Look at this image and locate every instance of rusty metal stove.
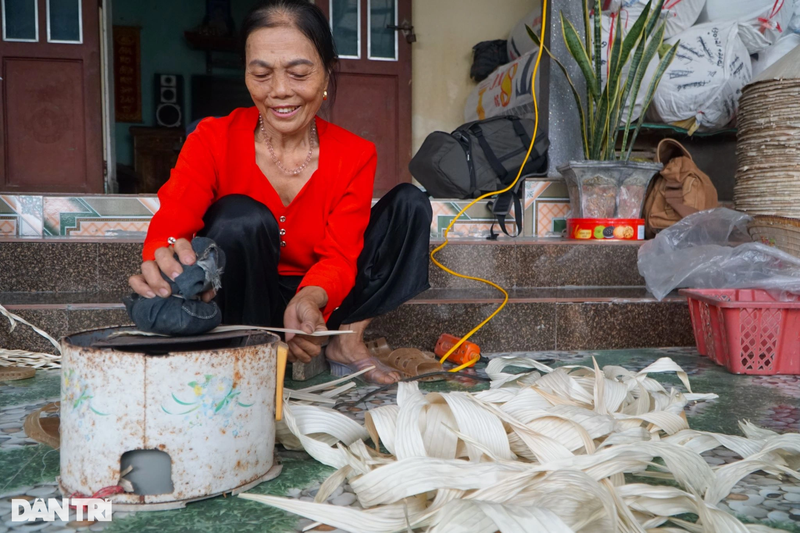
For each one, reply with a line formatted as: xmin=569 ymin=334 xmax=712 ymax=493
xmin=58 ymin=327 xmax=286 ymax=511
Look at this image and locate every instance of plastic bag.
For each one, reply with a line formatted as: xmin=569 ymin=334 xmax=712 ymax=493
xmin=638 ymin=208 xmax=800 ymax=301
xmin=618 ymin=0 xmax=705 ymax=39
xmin=698 ymin=0 xmax=792 ymax=54
xmin=651 ymin=22 xmax=751 ymax=132
xmin=507 ymin=7 xmax=543 ymax=61
xmin=752 ymin=34 xmax=800 ymax=77
xmin=471 ymin=40 xmax=509 ymax=83
xmin=464 ymin=49 xmax=540 ymax=122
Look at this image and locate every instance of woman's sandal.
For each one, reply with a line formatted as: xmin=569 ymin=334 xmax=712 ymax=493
xmin=327 ymin=338 xmax=444 ymax=383
xmin=328 ymin=353 xmax=401 ymax=383
xmin=365 ymin=338 xmax=444 ymax=381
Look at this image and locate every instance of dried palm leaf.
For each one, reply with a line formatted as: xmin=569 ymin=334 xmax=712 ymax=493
xmin=249 ymin=356 xmax=798 ymax=533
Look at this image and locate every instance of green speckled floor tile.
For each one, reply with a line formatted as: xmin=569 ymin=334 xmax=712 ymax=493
xmin=2 ymin=348 xmax=800 ymax=531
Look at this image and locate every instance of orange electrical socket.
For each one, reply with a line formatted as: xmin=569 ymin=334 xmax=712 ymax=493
xmin=434 ymin=334 xmax=481 ymax=368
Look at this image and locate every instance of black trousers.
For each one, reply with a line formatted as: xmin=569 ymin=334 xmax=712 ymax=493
xmin=198 ymin=184 xmax=432 ymax=329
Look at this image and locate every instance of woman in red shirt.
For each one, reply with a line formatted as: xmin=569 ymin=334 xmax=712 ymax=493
xmin=128 ymin=0 xmax=432 ymax=384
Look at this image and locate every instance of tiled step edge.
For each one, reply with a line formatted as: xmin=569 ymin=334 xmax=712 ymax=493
xmin=1 ymin=291 xmax=693 ymax=355
xmin=0 ymin=239 xmax=645 ymax=293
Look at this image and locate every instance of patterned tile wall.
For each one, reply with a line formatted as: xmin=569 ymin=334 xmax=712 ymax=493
xmin=0 ymin=181 xmax=573 ymax=240
xmin=42 ymin=196 xmax=159 ymax=237
xmin=0 ymin=196 xmax=43 ymax=237
xmin=0 ymin=195 xmax=159 ymax=238
xmin=429 ymin=199 xmax=520 ymax=239
xmin=523 ymin=180 xmax=571 ymax=237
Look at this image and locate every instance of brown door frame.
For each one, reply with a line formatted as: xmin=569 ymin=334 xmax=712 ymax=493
xmin=0 ymin=0 xmax=104 ymax=193
xmin=315 ymin=0 xmax=413 ymax=195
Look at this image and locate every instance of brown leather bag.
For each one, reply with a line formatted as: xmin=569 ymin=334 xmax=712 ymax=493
xmin=643 ymin=139 xmax=719 ymax=237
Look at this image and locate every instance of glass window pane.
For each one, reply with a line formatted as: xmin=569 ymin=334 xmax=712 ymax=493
xmin=49 ymin=0 xmax=81 ymax=42
xmin=370 ymin=0 xmax=396 ymax=60
xmin=3 ymin=0 xmax=37 ymax=41
xmin=331 ymin=0 xmax=359 ymax=58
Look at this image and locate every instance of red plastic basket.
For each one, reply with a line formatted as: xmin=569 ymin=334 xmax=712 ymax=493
xmin=680 ymin=289 xmax=800 ymax=375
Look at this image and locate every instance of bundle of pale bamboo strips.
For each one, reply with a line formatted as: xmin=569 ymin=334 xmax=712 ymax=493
xmin=0 ymin=304 xmax=62 ymax=370
xmin=243 ymin=356 xmax=799 ymax=532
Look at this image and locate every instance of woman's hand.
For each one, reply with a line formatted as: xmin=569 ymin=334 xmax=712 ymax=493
xmin=283 ymin=286 xmax=329 ymax=363
xmin=128 ymin=238 xmax=216 ymax=302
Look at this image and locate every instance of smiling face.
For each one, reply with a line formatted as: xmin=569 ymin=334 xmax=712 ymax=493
xmin=245 ymin=23 xmax=328 ymax=139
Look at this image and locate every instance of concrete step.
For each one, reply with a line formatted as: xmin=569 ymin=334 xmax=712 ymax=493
xmin=0 ymin=237 xmax=644 ymax=293
xmin=0 ymin=288 xmax=693 ymax=355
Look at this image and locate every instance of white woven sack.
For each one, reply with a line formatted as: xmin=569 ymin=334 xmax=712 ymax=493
xmin=464 ymin=49 xmax=541 ymax=123
xmin=790 ymin=0 xmax=800 ymax=34
xmin=698 ymin=0 xmax=792 ymax=53
xmin=507 ymin=7 xmax=543 ymax=61
xmin=752 ymin=33 xmax=800 ymax=77
xmin=651 ymin=21 xmax=752 ymax=131
xmin=617 ymin=0 xmax=705 ymax=38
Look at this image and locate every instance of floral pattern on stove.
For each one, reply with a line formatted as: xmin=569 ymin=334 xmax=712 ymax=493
xmin=62 ymin=368 xmax=108 ymax=417
xmin=161 ymin=375 xmax=253 ymax=436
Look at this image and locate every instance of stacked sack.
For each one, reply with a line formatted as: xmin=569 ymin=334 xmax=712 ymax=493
xmin=465 ymin=0 xmax=800 ymax=131
xmin=615 ymin=0 xmax=798 ymax=132
xmin=697 ymin=0 xmax=791 ymax=54
xmin=650 ymin=21 xmax=752 ymax=132
xmin=619 ymin=0 xmax=705 ymax=38
xmin=464 ymin=7 xmax=543 ymax=123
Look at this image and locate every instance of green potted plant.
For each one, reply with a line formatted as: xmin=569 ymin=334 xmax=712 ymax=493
xmin=530 ymin=0 xmax=680 ymax=237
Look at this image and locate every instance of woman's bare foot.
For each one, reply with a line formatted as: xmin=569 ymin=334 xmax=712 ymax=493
xmin=325 ymin=319 xmax=401 ymax=385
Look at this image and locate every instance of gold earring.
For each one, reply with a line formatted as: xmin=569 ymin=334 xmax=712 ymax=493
xmin=323 ymin=90 xmax=328 ymax=101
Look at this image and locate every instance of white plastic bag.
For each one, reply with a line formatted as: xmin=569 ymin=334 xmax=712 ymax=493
xmin=698 ymin=0 xmax=792 ymax=53
xmin=507 ymin=6 xmax=544 ymax=61
xmin=638 ymin=209 xmax=800 ymax=301
xmin=464 ymin=49 xmax=541 ymax=123
xmin=752 ymin=33 xmax=800 ymax=77
xmin=651 ymin=22 xmax=751 ymax=131
xmin=618 ymin=0 xmax=705 ymax=39
xmin=791 ymin=0 xmax=800 ymax=34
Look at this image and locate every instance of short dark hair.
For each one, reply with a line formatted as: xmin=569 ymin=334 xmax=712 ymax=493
xmin=241 ymin=0 xmax=338 ymax=103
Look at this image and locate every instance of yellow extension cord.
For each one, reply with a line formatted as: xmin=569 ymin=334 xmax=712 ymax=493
xmin=434 ymin=0 xmax=548 ymax=372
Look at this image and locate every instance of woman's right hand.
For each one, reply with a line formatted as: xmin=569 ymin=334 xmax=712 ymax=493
xmin=128 ymin=238 xmax=216 ymax=302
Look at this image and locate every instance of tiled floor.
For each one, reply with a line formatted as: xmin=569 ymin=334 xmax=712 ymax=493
xmin=2 ymin=347 xmax=800 ymax=532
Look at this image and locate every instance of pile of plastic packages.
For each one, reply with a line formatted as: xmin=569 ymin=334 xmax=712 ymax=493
xmin=466 ymin=0 xmax=800 ymax=133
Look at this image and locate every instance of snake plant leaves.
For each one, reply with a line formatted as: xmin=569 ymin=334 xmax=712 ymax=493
xmin=561 ymin=13 xmax=600 ymax=101
xmin=593 ymin=0 xmax=603 ymax=99
xmin=645 ymin=0 xmax=667 ymax=36
xmin=626 ymin=40 xmax=679 ymax=159
xmin=620 ymin=20 xmax=668 ymax=156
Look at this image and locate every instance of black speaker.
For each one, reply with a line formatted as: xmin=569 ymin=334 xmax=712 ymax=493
xmin=154 ymin=74 xmax=184 ymax=128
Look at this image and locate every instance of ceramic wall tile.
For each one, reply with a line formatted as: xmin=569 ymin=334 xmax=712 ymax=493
xmin=0 ymin=195 xmax=43 ymax=237
xmin=42 ymin=196 xmax=158 ymax=237
xmin=523 ymin=180 xmax=570 ymax=237
xmin=430 ymin=199 xmax=518 ymax=239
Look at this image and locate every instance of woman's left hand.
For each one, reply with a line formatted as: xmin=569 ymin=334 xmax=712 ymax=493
xmin=283 ymin=286 xmax=329 ymax=363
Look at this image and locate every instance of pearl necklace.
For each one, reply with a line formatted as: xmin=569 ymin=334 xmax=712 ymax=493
xmin=259 ymin=115 xmax=317 ymax=176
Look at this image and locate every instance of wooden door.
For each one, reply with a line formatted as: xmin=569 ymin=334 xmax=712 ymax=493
xmin=0 ymin=0 xmax=103 ymax=193
xmin=316 ymin=0 xmax=412 ymax=196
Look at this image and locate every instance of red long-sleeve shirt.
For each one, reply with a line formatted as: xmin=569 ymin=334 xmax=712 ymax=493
xmin=143 ymin=107 xmax=376 ymax=317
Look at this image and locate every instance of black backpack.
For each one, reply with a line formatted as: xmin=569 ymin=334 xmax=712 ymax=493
xmin=410 ymin=116 xmax=549 ymax=237
xmin=470 ymin=40 xmax=510 ymax=82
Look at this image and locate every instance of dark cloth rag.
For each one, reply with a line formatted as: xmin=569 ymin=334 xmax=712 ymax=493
xmin=124 ymin=237 xmax=227 ymax=336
